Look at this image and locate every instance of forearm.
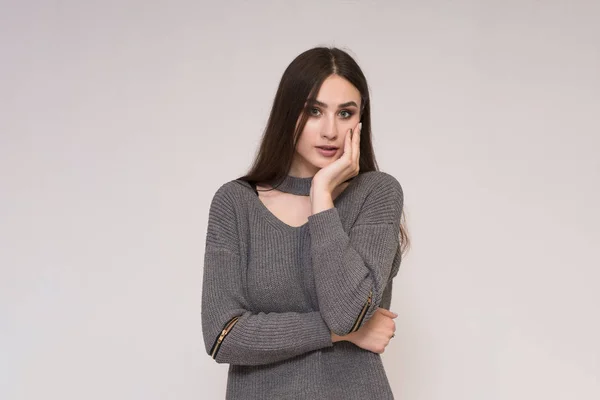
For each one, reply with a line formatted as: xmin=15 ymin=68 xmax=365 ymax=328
xmin=307 ymin=178 xmax=403 ymax=336
xmin=308 ymin=219 xmax=378 ymax=335
xmin=206 ymin=309 xmax=334 ymax=366
xmin=310 ymin=186 xmax=334 ymax=215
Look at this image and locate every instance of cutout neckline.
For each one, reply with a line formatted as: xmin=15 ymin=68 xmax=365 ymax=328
xmin=247 ymin=177 xmax=356 ymax=230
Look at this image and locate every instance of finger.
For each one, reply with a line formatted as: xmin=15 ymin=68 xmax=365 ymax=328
xmin=344 ymin=127 xmax=352 ymax=158
xmin=353 ymin=121 xmax=361 ymax=165
xmin=376 ymin=307 xmax=397 ymax=316
xmin=377 ymin=307 xmax=398 ymax=318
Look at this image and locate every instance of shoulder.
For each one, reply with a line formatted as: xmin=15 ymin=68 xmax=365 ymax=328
xmin=205 ymin=180 xmax=246 ymax=251
xmin=357 ymin=171 xmax=404 ymax=216
xmin=352 ymin=171 xmax=404 ymax=225
xmin=206 ymin=179 xmax=252 ymax=216
xmin=356 ymin=171 xmax=403 ymax=198
xmin=210 ymin=179 xmax=251 ymax=201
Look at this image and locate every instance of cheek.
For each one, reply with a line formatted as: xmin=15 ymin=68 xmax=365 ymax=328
xmin=303 ymin=118 xmax=320 ymax=130
xmin=299 ymin=123 xmax=319 ymax=145
xmin=295 ymin=127 xmax=319 ymax=157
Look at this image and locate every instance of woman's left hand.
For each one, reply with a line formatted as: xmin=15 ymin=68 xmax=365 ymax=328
xmin=311 ymin=120 xmax=361 ymax=195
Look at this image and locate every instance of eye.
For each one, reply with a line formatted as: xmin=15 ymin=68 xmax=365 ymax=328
xmin=339 ymin=110 xmax=354 ymax=119
xmin=309 ymin=107 xmax=321 ymax=117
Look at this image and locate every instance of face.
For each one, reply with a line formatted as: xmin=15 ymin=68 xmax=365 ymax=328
xmin=290 ymin=74 xmax=362 ymax=177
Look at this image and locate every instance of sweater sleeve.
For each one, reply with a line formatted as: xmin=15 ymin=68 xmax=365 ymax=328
xmin=201 ymin=184 xmax=334 ymax=366
xmin=307 ymin=173 xmax=404 ymax=335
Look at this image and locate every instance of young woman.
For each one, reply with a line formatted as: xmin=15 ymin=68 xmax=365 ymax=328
xmin=202 ymin=46 xmax=410 ymax=399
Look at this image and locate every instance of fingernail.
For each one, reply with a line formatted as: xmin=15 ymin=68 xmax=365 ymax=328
xmin=359 ymin=122 xmax=362 ymax=132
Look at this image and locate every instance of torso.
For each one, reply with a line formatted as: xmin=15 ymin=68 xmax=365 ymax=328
xmin=253 ymin=181 xmax=351 ymax=228
xmin=222 ymin=171 xmax=397 ymax=399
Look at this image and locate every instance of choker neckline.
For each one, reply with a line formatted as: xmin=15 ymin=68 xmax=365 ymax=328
xmin=272 ymin=174 xmax=314 ymax=196
xmin=265 ymin=174 xmax=357 ymax=196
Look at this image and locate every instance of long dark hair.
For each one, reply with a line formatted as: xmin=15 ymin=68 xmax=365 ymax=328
xmin=237 ymin=46 xmax=410 ymax=255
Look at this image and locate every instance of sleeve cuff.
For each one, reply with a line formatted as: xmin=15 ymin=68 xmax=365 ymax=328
xmin=307 ymin=207 xmax=346 ymax=246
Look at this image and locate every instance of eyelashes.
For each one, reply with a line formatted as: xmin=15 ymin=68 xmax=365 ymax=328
xmin=307 ymin=107 xmax=355 ymax=119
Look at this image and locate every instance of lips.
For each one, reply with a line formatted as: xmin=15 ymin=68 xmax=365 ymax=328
xmin=316 ymin=146 xmax=338 ymax=150
xmin=316 ymin=146 xmax=338 ymax=157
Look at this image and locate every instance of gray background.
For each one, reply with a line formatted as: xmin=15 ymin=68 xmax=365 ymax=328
xmin=1 ymin=0 xmax=599 ymax=399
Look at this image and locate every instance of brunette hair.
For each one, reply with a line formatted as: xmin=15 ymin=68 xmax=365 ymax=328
xmin=237 ymin=46 xmax=410 ymax=255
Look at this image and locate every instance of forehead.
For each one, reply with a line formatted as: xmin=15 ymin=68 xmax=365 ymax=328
xmin=315 ymin=75 xmax=361 ymax=103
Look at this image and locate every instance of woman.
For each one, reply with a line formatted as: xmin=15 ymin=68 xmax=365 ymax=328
xmin=202 ymin=46 xmax=410 ymax=399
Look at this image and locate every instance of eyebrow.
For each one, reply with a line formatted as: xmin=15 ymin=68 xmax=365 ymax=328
xmin=307 ymin=99 xmax=359 ymax=109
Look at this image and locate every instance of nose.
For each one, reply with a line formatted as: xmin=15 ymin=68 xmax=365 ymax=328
xmin=320 ymin=114 xmax=339 ymax=140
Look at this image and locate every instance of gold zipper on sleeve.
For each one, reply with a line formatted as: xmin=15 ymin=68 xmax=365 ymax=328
xmin=210 ymin=316 xmax=240 ymax=359
xmin=350 ymin=289 xmax=372 ymax=333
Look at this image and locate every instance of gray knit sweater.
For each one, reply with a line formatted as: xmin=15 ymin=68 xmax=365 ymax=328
xmin=201 ymin=170 xmax=404 ymax=399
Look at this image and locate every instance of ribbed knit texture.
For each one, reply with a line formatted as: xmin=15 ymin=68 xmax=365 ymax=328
xmin=201 ymin=170 xmax=404 ymax=399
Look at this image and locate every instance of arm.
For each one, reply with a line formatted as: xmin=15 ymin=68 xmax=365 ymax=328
xmin=201 ymin=184 xmax=334 ymax=366
xmin=307 ymin=173 xmax=404 ymax=335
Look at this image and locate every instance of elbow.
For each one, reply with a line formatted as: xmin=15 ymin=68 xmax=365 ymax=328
xmin=323 ymin=309 xmax=359 ymax=336
xmin=205 ymin=343 xmax=229 ymax=364
xmin=211 ymin=354 xmax=229 ymax=365
xmin=324 ymin=289 xmax=373 ymax=336
xmin=206 ymin=315 xmax=241 ymax=362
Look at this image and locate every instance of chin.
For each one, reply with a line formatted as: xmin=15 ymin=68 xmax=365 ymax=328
xmin=297 ymin=152 xmax=337 ymax=172
xmin=312 ymin=159 xmax=334 ymax=168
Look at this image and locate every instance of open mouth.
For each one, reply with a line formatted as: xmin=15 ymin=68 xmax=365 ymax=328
xmin=316 ymin=146 xmax=338 ymax=157
xmin=316 ymin=146 xmax=338 ymax=150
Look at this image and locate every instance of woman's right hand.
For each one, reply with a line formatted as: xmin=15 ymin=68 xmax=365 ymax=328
xmin=332 ymin=307 xmax=398 ymax=353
